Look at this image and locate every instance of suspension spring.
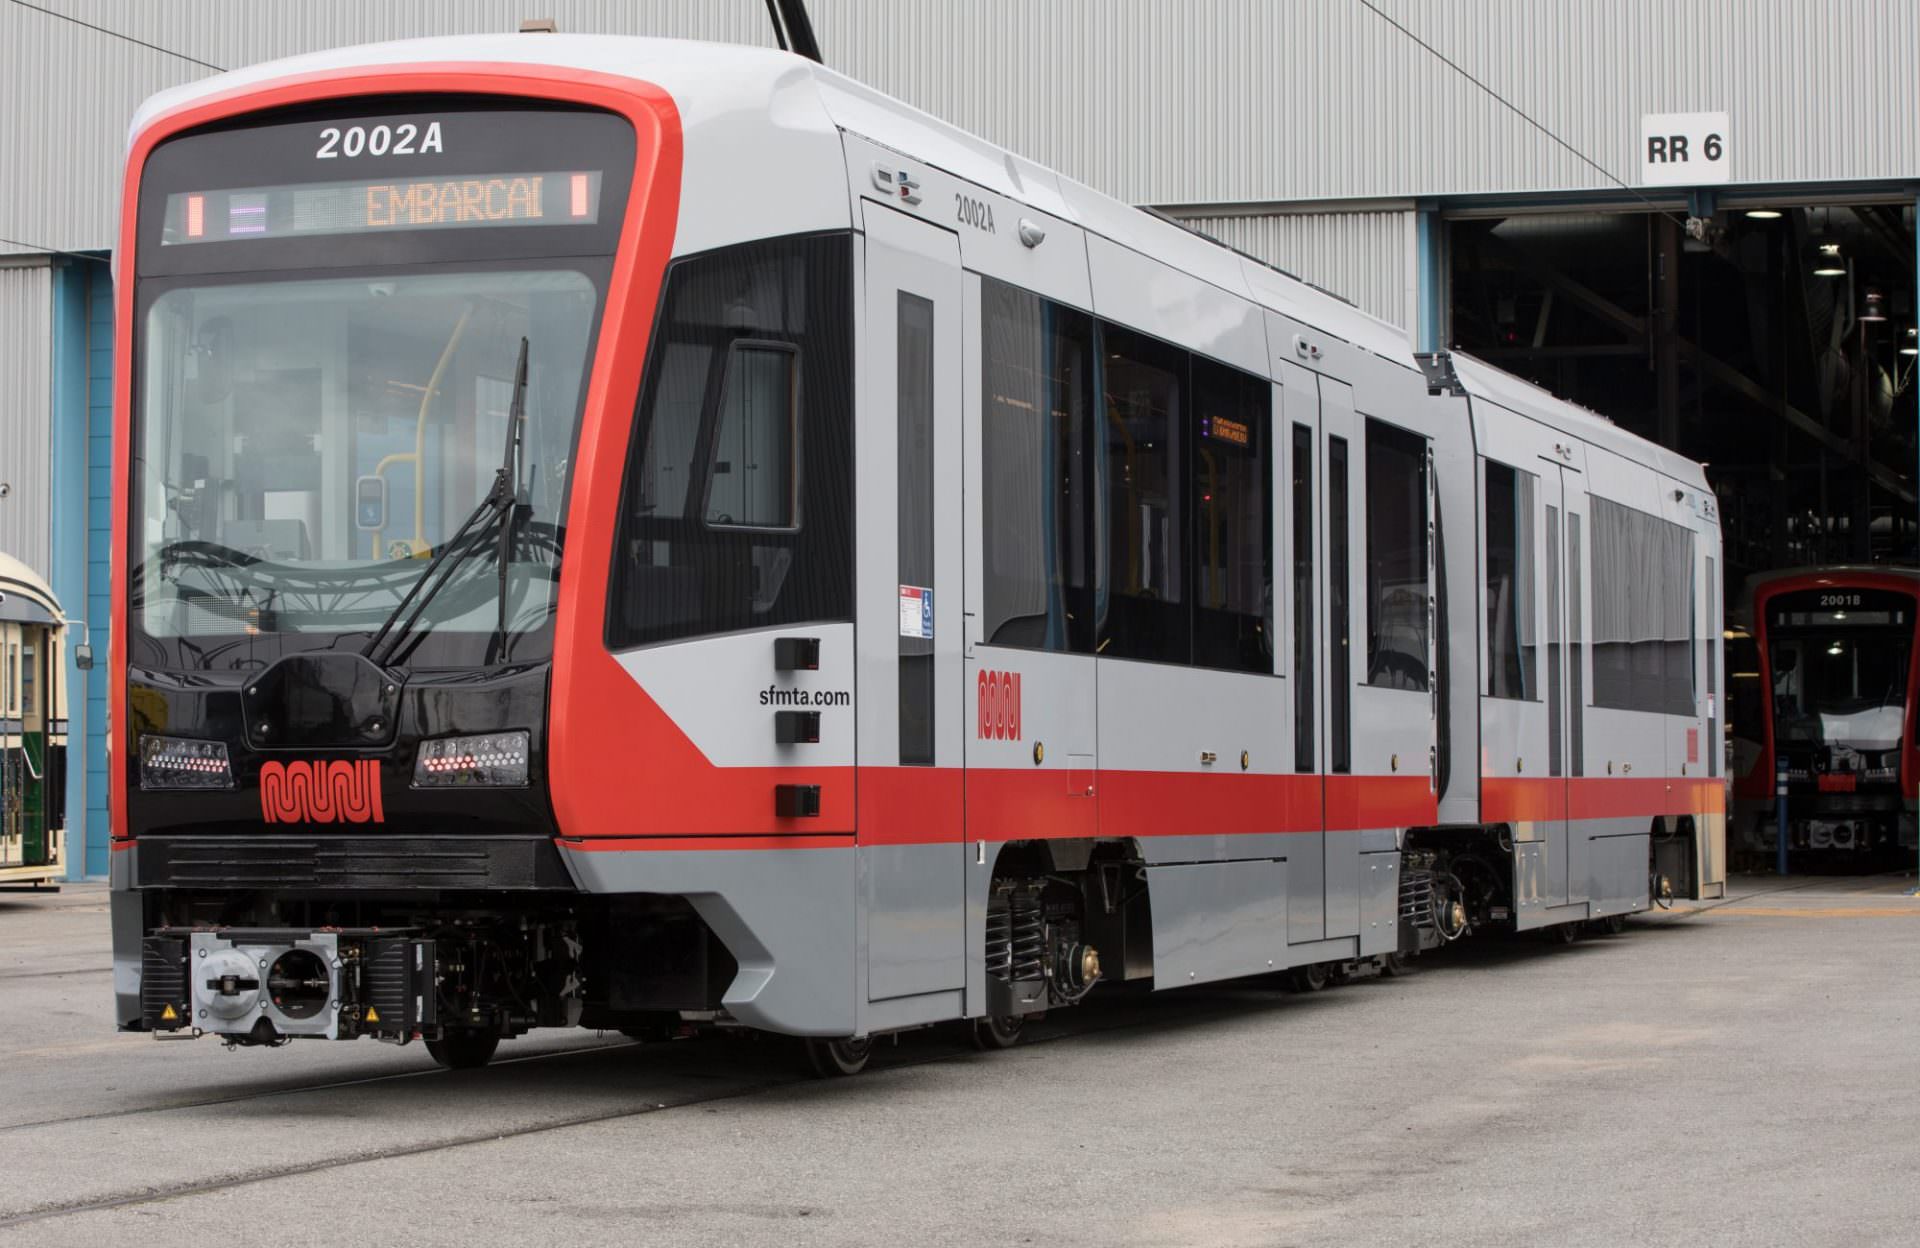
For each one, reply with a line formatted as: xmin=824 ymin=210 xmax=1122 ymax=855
xmin=1399 ymin=868 xmax=1437 ymax=933
xmin=985 ymin=896 xmax=1013 ymax=982
xmin=1009 ymin=892 xmax=1046 ymax=982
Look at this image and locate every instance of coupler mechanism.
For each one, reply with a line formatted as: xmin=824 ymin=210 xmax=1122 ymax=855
xmin=142 ymin=927 xmax=436 ymax=1045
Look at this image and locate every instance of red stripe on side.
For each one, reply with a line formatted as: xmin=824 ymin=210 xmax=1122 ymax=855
xmin=1482 ymin=776 xmax=1727 ymax=823
xmin=859 ymin=767 xmax=964 ymax=846
xmin=1326 ymin=773 xmax=1440 ymax=830
xmin=564 ymin=835 xmax=852 ymax=853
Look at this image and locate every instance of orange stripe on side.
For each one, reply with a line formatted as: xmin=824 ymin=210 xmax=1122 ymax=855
xmin=564 ymin=835 xmax=852 ymax=852
xmin=1326 ymin=773 xmax=1439 ymax=830
xmin=1482 ymin=775 xmax=1727 ymax=823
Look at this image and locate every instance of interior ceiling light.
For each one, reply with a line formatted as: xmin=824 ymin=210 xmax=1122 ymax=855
xmin=1902 ymin=327 xmax=1918 ymax=356
xmin=1745 ymin=208 xmax=1782 ymax=219
xmin=1861 ymin=289 xmax=1888 ymax=321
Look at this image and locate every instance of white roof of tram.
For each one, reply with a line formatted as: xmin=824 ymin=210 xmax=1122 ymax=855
xmin=0 ymin=551 xmax=62 ymax=626
xmin=128 ymin=36 xmax=1414 ymax=355
xmin=131 ymin=34 xmax=1701 ymax=488
xmin=1449 ymin=351 xmax=1709 ymax=489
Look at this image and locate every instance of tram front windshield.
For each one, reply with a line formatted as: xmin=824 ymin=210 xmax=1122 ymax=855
xmin=1768 ymin=597 xmax=1912 ymax=755
xmin=136 ymin=269 xmax=598 ymax=665
xmin=129 ymin=101 xmax=635 ymax=670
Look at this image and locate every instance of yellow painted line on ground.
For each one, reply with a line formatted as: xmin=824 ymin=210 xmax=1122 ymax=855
xmin=1714 ymin=905 xmax=1920 ymax=918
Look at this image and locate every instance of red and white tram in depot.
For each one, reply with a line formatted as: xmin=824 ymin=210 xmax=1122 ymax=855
xmin=1727 ymin=567 xmax=1920 ymax=866
xmin=110 ymin=34 xmax=1725 ymax=1073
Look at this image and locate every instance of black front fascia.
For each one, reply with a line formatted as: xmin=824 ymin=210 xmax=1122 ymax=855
xmin=125 ymin=660 xmax=556 ymax=842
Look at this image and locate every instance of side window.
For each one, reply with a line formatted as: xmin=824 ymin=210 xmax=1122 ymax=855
xmin=1483 ymin=459 xmax=1536 ymax=699
xmin=1590 ymin=495 xmax=1694 ymax=714
xmin=898 ymin=293 xmax=936 ymax=766
xmin=703 ymin=343 xmax=798 ymax=530
xmin=1099 ymin=326 xmax=1188 ymax=663
xmin=1363 ymin=418 xmax=1429 ymax=691
xmin=1191 ymin=360 xmax=1274 ymax=674
xmin=980 ymin=280 xmax=1096 ymax=652
xmin=1292 ymin=424 xmax=1315 ymax=771
xmin=606 ymin=233 xmax=853 ymax=649
xmin=19 ymin=644 xmax=33 ymax=716
xmin=1328 ymin=435 xmax=1351 ymax=773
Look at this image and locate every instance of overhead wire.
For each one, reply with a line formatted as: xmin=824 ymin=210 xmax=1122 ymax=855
xmin=1353 ymin=0 xmax=1690 ymax=228
xmin=6 ymin=0 xmax=225 ymax=72
xmin=3 ymin=2 xmax=225 ymax=259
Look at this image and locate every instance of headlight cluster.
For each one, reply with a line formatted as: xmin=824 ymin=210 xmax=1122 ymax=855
xmin=140 ymin=735 xmax=234 ymax=790
xmin=412 ymin=731 xmax=531 ymax=789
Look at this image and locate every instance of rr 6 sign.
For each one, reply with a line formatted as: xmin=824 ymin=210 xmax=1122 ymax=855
xmin=1640 ymin=111 xmax=1729 ymax=186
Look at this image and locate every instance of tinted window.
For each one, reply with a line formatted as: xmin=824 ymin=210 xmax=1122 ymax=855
xmin=1293 ymin=424 xmax=1315 ymax=772
xmin=898 ymin=293 xmax=935 ymax=766
xmin=606 ymin=233 xmax=853 ymax=649
xmin=981 ymin=281 xmax=1095 ymax=652
xmin=1100 ymin=327 xmax=1187 ymax=663
xmin=1329 ymin=435 xmax=1351 ymax=774
xmin=1590 ymin=496 xmax=1694 ymax=714
xmin=1364 ymin=419 xmax=1429 ymax=691
xmin=1484 ymin=459 xmax=1536 ymax=699
xmin=704 ymin=344 xmax=797 ymax=530
xmin=1192 ymin=361 xmax=1273 ymax=673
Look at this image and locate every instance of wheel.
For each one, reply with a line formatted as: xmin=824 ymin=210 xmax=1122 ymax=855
xmin=1547 ymin=922 xmax=1580 ymax=945
xmin=969 ymin=1014 xmax=1026 ymax=1051
xmin=803 ymin=1035 xmax=873 ymax=1077
xmin=426 ymin=1030 xmax=500 ymax=1070
xmin=1603 ymin=913 xmax=1627 ymax=936
xmin=1378 ymin=951 xmax=1411 ymax=977
xmin=1288 ymin=963 xmax=1329 ymax=992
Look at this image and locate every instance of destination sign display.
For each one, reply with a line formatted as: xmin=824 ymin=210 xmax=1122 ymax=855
xmin=1201 ymin=413 xmax=1252 ymax=447
xmin=161 ymin=170 xmax=602 ymax=245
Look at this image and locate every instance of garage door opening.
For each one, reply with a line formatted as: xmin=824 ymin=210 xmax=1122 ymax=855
xmin=1448 ymin=202 xmax=1917 ymax=586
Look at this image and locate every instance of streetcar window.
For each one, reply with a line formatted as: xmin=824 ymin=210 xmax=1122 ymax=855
xmin=980 ymin=280 xmax=1095 ymax=653
xmin=898 ymin=292 xmax=936 ymax=767
xmin=18 ymin=645 xmax=32 ymax=716
xmin=1569 ymin=512 xmax=1585 ymax=774
xmin=1099 ymin=326 xmax=1188 ymax=664
xmin=1364 ymin=419 xmax=1429 ymax=691
xmin=703 ymin=343 xmax=798 ymax=531
xmin=1590 ymin=496 xmax=1694 ymax=715
xmin=607 ymin=233 xmax=853 ymax=649
xmin=1293 ymin=424 xmax=1315 ymax=772
xmin=1329 ymin=435 xmax=1351 ymax=772
xmin=1191 ymin=358 xmax=1273 ymax=674
xmin=1484 ymin=459 xmax=1536 ymax=700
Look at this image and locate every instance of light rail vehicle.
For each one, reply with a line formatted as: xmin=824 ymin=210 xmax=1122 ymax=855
xmin=109 ymin=32 xmax=1726 ymax=1073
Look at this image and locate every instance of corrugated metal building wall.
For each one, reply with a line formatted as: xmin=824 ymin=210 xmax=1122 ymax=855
xmin=1 ymin=0 xmax=1915 ymax=875
xmin=5 ymin=0 xmax=1917 ymax=258
xmin=1179 ymin=208 xmax=1420 ymax=331
xmin=0 ymin=260 xmax=52 ymax=577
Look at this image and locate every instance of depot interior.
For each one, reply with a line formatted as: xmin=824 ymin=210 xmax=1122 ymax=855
xmin=1448 ymin=200 xmax=1918 ymax=587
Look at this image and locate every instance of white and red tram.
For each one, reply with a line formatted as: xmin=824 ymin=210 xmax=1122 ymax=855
xmin=110 ymin=34 xmax=1724 ymax=1072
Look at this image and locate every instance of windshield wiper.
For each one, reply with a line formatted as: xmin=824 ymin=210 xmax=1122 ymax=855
xmin=362 ymin=338 xmax=530 ymax=666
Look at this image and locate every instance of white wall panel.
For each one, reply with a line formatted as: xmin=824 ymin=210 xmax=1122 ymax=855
xmin=0 ymin=262 xmax=53 ymax=576
xmin=3 ymin=1 xmax=1916 ymax=259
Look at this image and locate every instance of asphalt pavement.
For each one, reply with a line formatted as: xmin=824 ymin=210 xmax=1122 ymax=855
xmin=0 ymin=873 xmax=1914 ymax=1246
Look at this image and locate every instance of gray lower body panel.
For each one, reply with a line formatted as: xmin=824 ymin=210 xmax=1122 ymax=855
xmin=560 ymin=843 xmax=857 ymax=1037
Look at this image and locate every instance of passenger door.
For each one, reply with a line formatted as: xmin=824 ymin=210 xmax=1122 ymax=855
xmin=1551 ymin=466 xmax=1587 ymax=906
xmin=856 ymin=204 xmax=966 ymax=1004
